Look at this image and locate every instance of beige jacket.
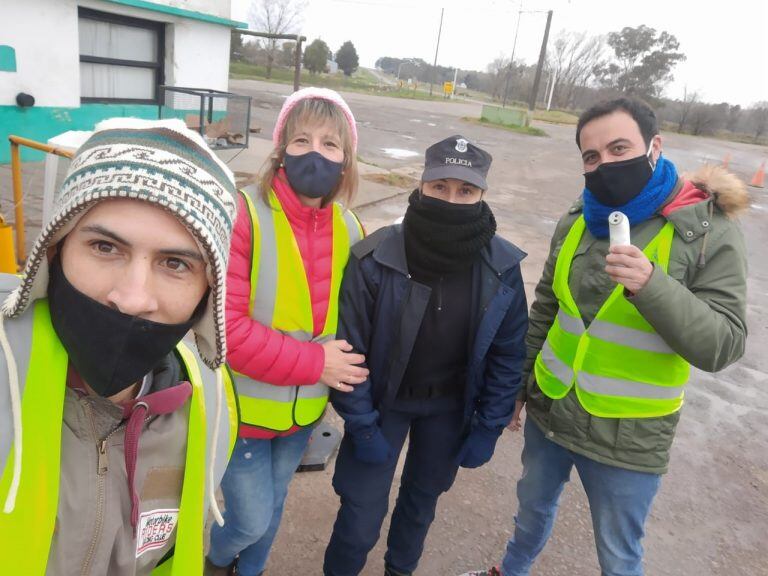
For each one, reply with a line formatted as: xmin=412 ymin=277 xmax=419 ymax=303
xmin=47 ymin=358 xmax=189 ymax=576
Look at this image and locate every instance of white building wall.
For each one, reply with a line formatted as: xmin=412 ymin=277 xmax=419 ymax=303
xmin=166 ymin=19 xmax=231 ymax=91
xmin=162 ymin=0 xmax=231 ymax=20
xmin=0 ymin=0 xmax=81 ymax=107
xmin=1 ymin=0 xmax=234 ymax=107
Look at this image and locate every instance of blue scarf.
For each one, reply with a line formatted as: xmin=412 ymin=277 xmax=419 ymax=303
xmin=582 ymin=155 xmax=678 ymax=238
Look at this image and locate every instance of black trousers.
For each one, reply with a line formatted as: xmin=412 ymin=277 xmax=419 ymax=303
xmin=324 ymin=396 xmax=466 ymax=576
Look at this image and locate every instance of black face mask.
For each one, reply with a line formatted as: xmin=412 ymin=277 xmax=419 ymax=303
xmin=47 ymin=256 xmax=197 ymax=398
xmin=417 ymin=194 xmax=484 ymax=222
xmin=283 ymin=151 xmax=343 ymax=199
xmin=403 ymin=190 xmax=496 ymax=276
xmin=584 ymin=145 xmax=655 ymax=207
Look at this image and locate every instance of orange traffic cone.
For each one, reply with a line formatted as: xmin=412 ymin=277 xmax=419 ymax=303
xmin=750 ymin=161 xmax=765 ymax=188
xmin=722 ymin=153 xmax=731 ymax=169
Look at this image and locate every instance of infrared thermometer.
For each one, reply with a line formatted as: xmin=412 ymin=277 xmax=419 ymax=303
xmin=608 ymin=211 xmax=631 ymax=248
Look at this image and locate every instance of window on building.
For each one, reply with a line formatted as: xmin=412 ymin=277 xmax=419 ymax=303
xmin=78 ymin=8 xmax=164 ymax=103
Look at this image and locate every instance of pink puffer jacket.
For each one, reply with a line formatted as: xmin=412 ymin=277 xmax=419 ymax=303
xmin=226 ymin=171 xmax=333 ymax=438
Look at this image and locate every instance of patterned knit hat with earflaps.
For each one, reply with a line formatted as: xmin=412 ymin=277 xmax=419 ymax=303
xmin=1 ymin=117 xmax=238 ymax=368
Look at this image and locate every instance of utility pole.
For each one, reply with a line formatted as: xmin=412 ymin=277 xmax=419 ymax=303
xmin=528 ymin=9 xmax=553 ymax=112
xmin=428 ymin=7 xmax=445 ymax=97
xmin=502 ymin=2 xmax=523 ymax=108
xmin=546 ymin=66 xmax=558 ymax=110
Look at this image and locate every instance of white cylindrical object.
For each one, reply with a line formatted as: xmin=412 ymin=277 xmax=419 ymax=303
xmin=608 ymin=211 xmax=631 ymax=247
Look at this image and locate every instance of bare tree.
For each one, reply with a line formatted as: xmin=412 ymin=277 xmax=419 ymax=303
xmin=248 ymin=0 xmax=306 ymax=78
xmin=486 ymin=56 xmax=511 ymax=101
xmin=749 ymin=102 xmax=768 ymax=143
xmin=688 ymin=103 xmax=723 ymax=136
xmin=547 ymin=31 xmax=605 ymax=109
xmin=725 ymin=104 xmax=742 ymax=133
xmin=677 ymin=87 xmax=700 ymax=133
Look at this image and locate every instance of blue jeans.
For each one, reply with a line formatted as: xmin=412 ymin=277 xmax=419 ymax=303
xmin=324 ymin=397 xmax=466 ymax=576
xmin=207 ymin=426 xmax=313 ymax=576
xmin=501 ymin=419 xmax=661 ymax=576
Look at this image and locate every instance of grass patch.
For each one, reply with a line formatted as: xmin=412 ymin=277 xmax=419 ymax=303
xmin=462 ymin=116 xmax=547 ymax=137
xmin=378 ymin=87 xmax=454 ymax=101
xmin=533 ymin=109 xmax=579 ymax=125
xmin=230 ymin=62 xmax=453 ymax=102
xmin=362 ymin=172 xmax=419 ymax=189
xmin=658 ymin=121 xmax=768 ymax=147
xmin=230 ymin=61 xmax=380 ymax=90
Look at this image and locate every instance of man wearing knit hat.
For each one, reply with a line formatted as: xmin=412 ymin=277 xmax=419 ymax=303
xmin=0 ymin=118 xmax=239 ymax=576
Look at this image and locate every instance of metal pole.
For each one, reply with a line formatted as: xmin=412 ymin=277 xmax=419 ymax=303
xmin=8 ymin=135 xmax=75 ymax=264
xmin=10 ymin=142 xmax=24 ymax=264
xmin=528 ymin=9 xmax=553 ymax=111
xmin=547 ymin=66 xmax=558 ymax=111
xmin=429 ymin=7 xmax=445 ymax=97
xmin=452 ymin=66 xmax=458 ymax=98
xmin=293 ymin=34 xmax=303 ymax=91
xmin=502 ymin=2 xmax=523 ymax=108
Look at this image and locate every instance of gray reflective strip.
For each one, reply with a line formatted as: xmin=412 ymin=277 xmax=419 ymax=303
xmin=540 ymin=340 xmax=574 ymax=389
xmin=578 ymin=372 xmax=685 ymax=400
xmin=342 ymin=209 xmax=362 ymax=245
xmin=249 ymin=189 xmax=279 ymax=323
xmin=235 ymin=376 xmax=294 ymax=402
xmin=235 ymin=333 xmax=333 ymax=402
xmin=557 ymin=309 xmax=585 ymax=336
xmin=297 ymin=382 xmax=329 ymax=401
xmin=0 ymin=308 xmax=33 ymax=480
xmin=235 ymin=376 xmax=329 ymax=400
xmin=179 ymin=339 xmax=232 ymax=510
xmin=589 ymin=320 xmax=675 ymax=354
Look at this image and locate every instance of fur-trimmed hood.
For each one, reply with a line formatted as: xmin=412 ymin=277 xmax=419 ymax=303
xmin=685 ymin=164 xmax=751 ymax=218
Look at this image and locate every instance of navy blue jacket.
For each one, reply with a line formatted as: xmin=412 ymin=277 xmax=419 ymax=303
xmin=331 ymin=224 xmax=529 ymax=436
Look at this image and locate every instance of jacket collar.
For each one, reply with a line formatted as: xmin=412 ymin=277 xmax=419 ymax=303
xmin=272 ymin=169 xmax=333 ymax=230
xmin=372 ymin=224 xmax=525 ymax=277
xmin=372 ymin=224 xmax=409 ymax=275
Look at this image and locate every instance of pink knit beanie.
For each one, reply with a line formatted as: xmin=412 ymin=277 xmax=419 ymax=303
xmin=272 ymin=87 xmax=358 ymax=152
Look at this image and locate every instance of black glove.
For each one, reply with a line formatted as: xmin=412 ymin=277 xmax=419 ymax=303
xmin=351 ymin=426 xmax=393 ymax=464
xmin=455 ymin=423 xmax=502 ymax=469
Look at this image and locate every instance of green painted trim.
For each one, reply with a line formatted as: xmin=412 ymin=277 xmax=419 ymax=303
xmin=0 ymin=46 xmax=16 ymax=72
xmin=0 ymin=104 xmax=227 ymax=163
xmin=100 ymin=0 xmax=248 ymax=28
xmin=0 ymin=103 xmax=158 ymax=163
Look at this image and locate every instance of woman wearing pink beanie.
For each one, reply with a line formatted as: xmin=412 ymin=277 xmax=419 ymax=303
xmin=206 ymin=88 xmax=366 ymax=576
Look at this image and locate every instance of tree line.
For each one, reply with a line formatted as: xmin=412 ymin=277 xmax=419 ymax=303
xmin=233 ymin=35 xmax=360 ymax=77
xmin=378 ymin=24 xmax=767 ymax=144
xmin=233 ymin=0 xmax=359 ymax=77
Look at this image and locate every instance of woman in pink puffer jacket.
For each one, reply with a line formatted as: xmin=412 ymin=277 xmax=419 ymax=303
xmin=206 ymin=88 xmax=366 ymax=576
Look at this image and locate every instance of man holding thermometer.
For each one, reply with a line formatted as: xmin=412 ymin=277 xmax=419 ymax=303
xmin=463 ymin=97 xmax=749 ymax=576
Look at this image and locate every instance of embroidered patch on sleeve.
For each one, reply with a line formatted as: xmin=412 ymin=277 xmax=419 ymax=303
xmin=136 ymin=508 xmax=179 ymax=558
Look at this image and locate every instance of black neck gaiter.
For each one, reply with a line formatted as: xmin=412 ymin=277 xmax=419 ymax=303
xmin=403 ymin=189 xmax=497 ymax=277
xmin=47 ymin=256 xmax=197 ymax=398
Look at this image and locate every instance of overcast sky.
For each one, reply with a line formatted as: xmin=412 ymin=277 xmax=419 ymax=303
xmin=231 ymin=0 xmax=768 ymax=107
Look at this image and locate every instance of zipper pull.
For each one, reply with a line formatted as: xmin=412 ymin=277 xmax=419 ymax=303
xmin=97 ymin=440 xmax=108 ymax=475
xmin=313 ymin=211 xmax=318 ymax=232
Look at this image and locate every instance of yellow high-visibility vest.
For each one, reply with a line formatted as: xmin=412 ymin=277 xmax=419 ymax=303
xmin=534 ymin=216 xmax=690 ymax=418
xmin=235 ymin=186 xmax=363 ymax=432
xmin=0 ymin=299 xmax=238 ymax=575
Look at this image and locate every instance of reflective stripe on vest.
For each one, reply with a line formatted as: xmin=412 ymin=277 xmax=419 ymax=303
xmin=534 ymin=216 xmax=690 ymax=419
xmin=0 ymin=301 xmax=237 ymax=575
xmin=236 ymin=186 xmax=362 ymax=432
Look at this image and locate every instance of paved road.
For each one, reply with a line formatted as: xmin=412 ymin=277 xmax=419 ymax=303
xmin=229 ymin=79 xmax=768 ymax=576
